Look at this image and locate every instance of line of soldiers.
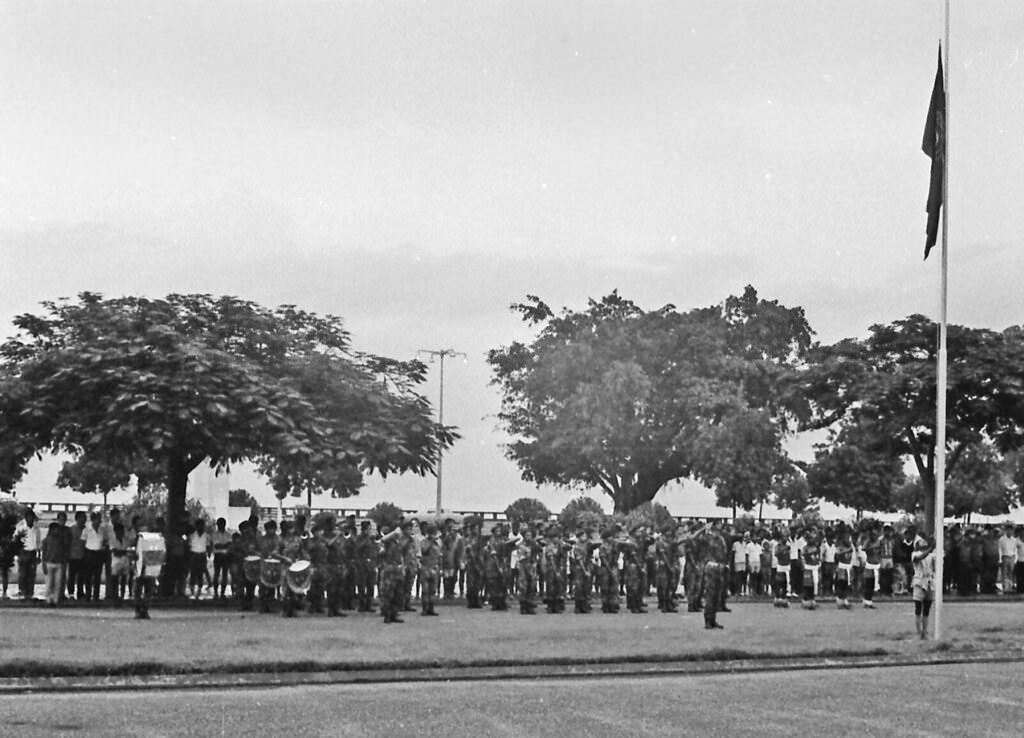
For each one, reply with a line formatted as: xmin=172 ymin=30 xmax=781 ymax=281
xmin=229 ymin=512 xmax=733 ymax=630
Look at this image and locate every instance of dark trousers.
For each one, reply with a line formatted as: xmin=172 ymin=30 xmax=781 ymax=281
xmin=83 ymin=549 xmax=105 ymax=600
xmin=134 ymin=576 xmax=154 ymax=616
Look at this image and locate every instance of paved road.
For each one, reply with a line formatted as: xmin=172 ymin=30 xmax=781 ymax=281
xmin=1 ymin=662 xmax=1015 ymax=737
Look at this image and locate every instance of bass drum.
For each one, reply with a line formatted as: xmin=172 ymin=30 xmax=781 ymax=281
xmin=260 ymin=557 xmax=285 ymax=589
xmin=287 ymin=560 xmax=313 ymax=596
xmin=243 ymin=555 xmax=262 ymax=585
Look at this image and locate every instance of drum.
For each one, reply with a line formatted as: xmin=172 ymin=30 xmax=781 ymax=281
xmin=260 ymin=557 xmax=284 ymax=588
xmin=243 ymin=555 xmax=263 ymax=585
xmin=287 ymin=560 xmax=312 ymax=595
xmin=136 ymin=532 xmax=166 ymax=578
xmin=802 ymin=568 xmax=815 ymax=588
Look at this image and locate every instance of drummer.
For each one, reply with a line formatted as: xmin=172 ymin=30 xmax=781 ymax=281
xmin=237 ymin=520 xmax=260 ymax=611
xmin=257 ymin=520 xmax=282 ymax=613
xmin=133 ymin=521 xmax=165 ymax=620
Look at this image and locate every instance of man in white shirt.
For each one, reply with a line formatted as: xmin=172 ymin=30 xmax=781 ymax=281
xmin=81 ymin=512 xmax=107 ymax=601
xmin=997 ymin=525 xmax=1017 ymax=594
xmin=15 ymin=508 xmax=43 ymax=600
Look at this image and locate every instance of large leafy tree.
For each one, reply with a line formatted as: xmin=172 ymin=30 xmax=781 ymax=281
xmin=803 ymin=315 xmax=1024 ymax=529
xmin=488 ymin=287 xmax=812 ymax=513
xmin=0 ymin=293 xmax=454 ymax=537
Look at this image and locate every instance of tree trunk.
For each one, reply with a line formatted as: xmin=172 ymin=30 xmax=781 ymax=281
xmin=166 ymin=452 xmax=190 ymax=540
xmin=612 ymin=473 xmax=663 ymax=514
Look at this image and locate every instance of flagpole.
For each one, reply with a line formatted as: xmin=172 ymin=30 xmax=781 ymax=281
xmin=933 ymin=1 xmax=950 ymax=642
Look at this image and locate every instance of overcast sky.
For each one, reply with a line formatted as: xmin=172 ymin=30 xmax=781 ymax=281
xmin=3 ymin=1 xmax=1022 ymax=517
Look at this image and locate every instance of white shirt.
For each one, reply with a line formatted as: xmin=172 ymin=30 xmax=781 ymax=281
xmin=189 ymin=531 xmax=210 ymax=555
xmin=82 ymin=524 xmax=106 ymax=552
xmin=15 ymin=520 xmax=42 ymax=552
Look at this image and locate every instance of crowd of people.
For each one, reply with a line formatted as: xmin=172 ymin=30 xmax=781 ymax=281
xmin=1 ymin=506 xmax=1019 ymax=635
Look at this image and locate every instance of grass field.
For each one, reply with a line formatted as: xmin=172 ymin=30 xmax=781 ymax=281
xmin=2 ymin=597 xmax=1023 ymax=678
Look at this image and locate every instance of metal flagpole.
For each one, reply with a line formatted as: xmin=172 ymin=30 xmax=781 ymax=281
xmin=933 ymin=0 xmax=950 ymax=642
xmin=418 ymin=348 xmax=466 ymax=518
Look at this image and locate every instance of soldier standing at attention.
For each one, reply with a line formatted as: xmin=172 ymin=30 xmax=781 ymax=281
xmin=354 ymin=521 xmax=377 ymax=613
xmin=516 ymin=526 xmax=541 ymax=615
xmin=833 ymin=526 xmax=855 ymax=610
xmin=257 ymin=520 xmax=282 ymax=614
xmin=800 ymin=527 xmax=821 ymax=610
xmin=419 ymin=523 xmax=442 ymax=616
xmin=655 ymin=528 xmax=680 ymax=613
xmin=623 ymin=528 xmax=646 ymax=614
xmin=701 ymin=523 xmax=729 ymax=629
xmin=463 ymin=521 xmax=485 ymax=609
xmin=570 ymin=527 xmax=597 ymax=614
xmin=597 ymin=528 xmax=622 ymax=614
xmin=322 ymin=516 xmax=347 ymax=617
xmin=540 ymin=525 xmax=568 ymax=613
xmin=402 ymin=519 xmax=421 ymax=612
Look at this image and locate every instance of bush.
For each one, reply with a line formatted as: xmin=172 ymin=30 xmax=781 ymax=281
xmin=558 ymin=497 xmax=607 ymax=530
xmin=615 ymin=502 xmax=676 ymax=534
xmin=504 ymin=498 xmax=552 ymax=526
xmin=365 ymin=501 xmax=404 ymax=531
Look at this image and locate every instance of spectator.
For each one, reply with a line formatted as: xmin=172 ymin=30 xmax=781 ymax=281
xmin=15 ymin=508 xmax=43 ymax=600
xmin=0 ymin=512 xmax=15 ymax=599
xmin=980 ymin=526 xmax=1000 ymax=595
xmin=211 ymin=518 xmax=232 ymax=599
xmin=1015 ymin=526 xmax=1024 ymax=595
xmin=65 ymin=511 xmax=88 ymax=600
xmin=41 ymin=521 xmax=70 ymax=607
xmin=187 ymin=518 xmax=211 ymax=600
xmin=108 ymin=522 xmax=131 ymax=601
xmin=819 ymin=531 xmax=835 ymax=597
xmin=731 ymin=533 xmax=748 ymax=596
xmin=879 ymin=524 xmax=896 ymax=596
xmin=997 ymin=524 xmax=1017 ymax=594
xmin=912 ymin=534 xmax=937 ymax=640
xmin=81 ymin=512 xmax=106 ymax=600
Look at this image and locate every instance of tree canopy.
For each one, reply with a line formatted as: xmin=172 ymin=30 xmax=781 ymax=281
xmin=487 ymin=287 xmax=812 ymax=513
xmin=801 ymin=314 xmax=1024 ymax=527
xmin=503 ymin=497 xmax=552 ymax=526
xmin=0 ymin=293 xmax=454 ymax=536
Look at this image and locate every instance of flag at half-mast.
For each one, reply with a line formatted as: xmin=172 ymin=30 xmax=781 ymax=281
xmin=922 ymin=47 xmax=946 ymax=260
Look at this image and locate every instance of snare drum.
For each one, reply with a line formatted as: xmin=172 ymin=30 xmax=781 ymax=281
xmin=286 ymin=560 xmax=312 ymax=595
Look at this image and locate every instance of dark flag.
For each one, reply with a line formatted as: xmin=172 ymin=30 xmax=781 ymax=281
xmin=922 ymin=48 xmax=945 ymax=260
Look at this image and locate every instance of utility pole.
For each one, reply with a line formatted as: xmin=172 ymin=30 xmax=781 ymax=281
xmin=418 ymin=348 xmax=466 ymax=517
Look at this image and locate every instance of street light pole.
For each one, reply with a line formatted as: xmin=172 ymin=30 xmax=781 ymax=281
xmin=418 ymin=348 xmax=465 ymax=517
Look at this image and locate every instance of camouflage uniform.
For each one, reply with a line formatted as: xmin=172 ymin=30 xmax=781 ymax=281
xmin=682 ymin=533 xmax=703 ymax=612
xmin=378 ymin=528 xmax=406 ymax=624
xmin=623 ymin=538 xmax=645 ymax=613
xmin=464 ymin=528 xmax=485 ymax=609
xmin=419 ymin=533 xmax=442 ymax=615
xmin=354 ymin=527 xmax=377 ymax=612
xmin=598 ymin=535 xmax=621 ymax=614
xmin=701 ymin=529 xmax=728 ymax=629
xmin=323 ymin=528 xmax=347 ymax=617
xmin=541 ymin=536 xmax=569 ymax=613
xmin=516 ymin=535 xmax=541 ymax=614
xmin=655 ymin=534 xmax=679 ymax=613
xmin=570 ymin=535 xmax=597 ymax=614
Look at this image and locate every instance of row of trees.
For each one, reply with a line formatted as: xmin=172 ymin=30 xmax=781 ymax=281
xmin=488 ymin=288 xmax=1024 ymax=523
xmin=2 ymin=288 xmax=1022 ymax=530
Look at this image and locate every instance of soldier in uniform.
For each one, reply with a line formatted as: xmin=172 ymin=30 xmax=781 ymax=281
xmin=237 ymin=520 xmax=259 ymax=611
xmin=597 ymin=528 xmax=622 ymax=614
xmin=570 ymin=527 xmax=598 ymax=614
xmin=623 ymin=529 xmax=645 ymax=614
xmin=833 ymin=525 xmax=855 ymax=610
xmin=682 ymin=522 xmax=704 ymax=613
xmin=419 ymin=522 xmax=442 ymax=616
xmin=516 ymin=526 xmax=542 ymax=614
xmin=654 ymin=528 xmax=680 ymax=613
xmin=278 ymin=520 xmax=304 ymax=617
xmin=339 ymin=516 xmax=357 ymax=610
xmin=378 ymin=520 xmax=408 ymax=624
xmin=322 ymin=516 xmax=347 ymax=617
xmin=541 ymin=525 xmax=570 ymax=614
xmin=800 ymin=526 xmax=822 ymax=610
xmin=354 ymin=520 xmax=377 ymax=612
xmin=256 ymin=520 xmax=282 ymax=614
xmin=700 ymin=523 xmax=729 ymax=629
xmin=402 ymin=518 xmax=421 ymax=612
xmin=484 ymin=524 xmax=514 ymax=610
xmin=463 ymin=521 xmax=485 ymax=609
xmin=305 ymin=524 xmax=328 ymax=614
xmin=773 ymin=530 xmax=791 ymax=608
xmin=441 ymin=518 xmax=464 ymax=600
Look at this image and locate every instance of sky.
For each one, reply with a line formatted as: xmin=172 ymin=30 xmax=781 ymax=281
xmin=2 ymin=1 xmax=1023 ymax=519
